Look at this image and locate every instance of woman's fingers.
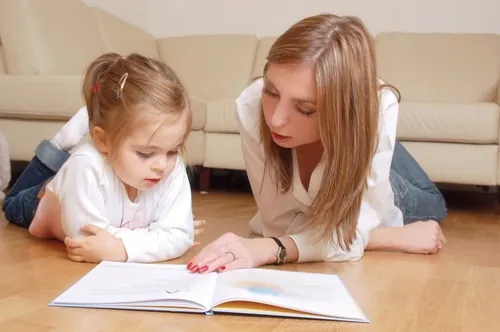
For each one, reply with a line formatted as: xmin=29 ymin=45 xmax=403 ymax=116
xmin=187 ymin=233 xmax=241 ymax=271
xmin=219 ymin=258 xmax=248 ymax=273
xmin=191 ymin=243 xmax=232 ymax=272
xmin=202 ymin=251 xmax=238 ymax=273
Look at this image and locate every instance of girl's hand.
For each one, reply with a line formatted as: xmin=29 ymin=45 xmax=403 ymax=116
xmin=191 ymin=217 xmax=206 ymax=248
xmin=186 ymin=232 xmax=276 ymax=273
xmin=64 ymin=224 xmax=127 ymax=263
xmin=398 ymin=221 xmax=446 ymax=254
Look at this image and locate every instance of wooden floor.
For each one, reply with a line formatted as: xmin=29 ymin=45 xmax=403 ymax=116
xmin=0 ymin=189 xmax=499 ymax=331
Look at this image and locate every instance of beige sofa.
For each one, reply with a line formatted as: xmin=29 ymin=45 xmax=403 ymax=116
xmin=0 ymin=0 xmax=500 ymax=193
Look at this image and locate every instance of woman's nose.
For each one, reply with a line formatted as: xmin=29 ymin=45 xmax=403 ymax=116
xmin=271 ymin=103 xmax=290 ymax=128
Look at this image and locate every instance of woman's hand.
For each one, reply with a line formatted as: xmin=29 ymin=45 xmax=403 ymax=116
xmin=64 ymin=224 xmax=127 ymax=263
xmin=186 ymin=232 xmax=277 ymax=273
xmin=398 ymin=220 xmax=446 ymax=254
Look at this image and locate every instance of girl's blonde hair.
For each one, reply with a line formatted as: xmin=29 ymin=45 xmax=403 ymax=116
xmin=82 ymin=52 xmax=191 ymax=157
xmin=260 ymin=14 xmax=399 ymax=250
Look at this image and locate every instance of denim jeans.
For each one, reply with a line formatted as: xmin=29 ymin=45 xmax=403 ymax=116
xmin=2 ymin=139 xmax=70 ymax=228
xmin=390 ymin=141 xmax=447 ymax=224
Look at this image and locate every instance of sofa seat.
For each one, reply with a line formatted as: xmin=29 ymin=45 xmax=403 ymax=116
xmin=397 ymin=101 xmax=499 ymax=144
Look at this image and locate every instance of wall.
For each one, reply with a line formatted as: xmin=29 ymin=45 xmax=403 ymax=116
xmin=82 ymin=0 xmax=499 ymax=38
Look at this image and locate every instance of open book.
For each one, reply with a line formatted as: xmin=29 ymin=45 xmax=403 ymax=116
xmin=49 ymin=261 xmax=369 ymax=322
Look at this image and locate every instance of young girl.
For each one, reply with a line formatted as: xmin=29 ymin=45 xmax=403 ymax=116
xmin=3 ymin=52 xmax=200 ymax=263
xmin=188 ymin=14 xmax=448 ymax=274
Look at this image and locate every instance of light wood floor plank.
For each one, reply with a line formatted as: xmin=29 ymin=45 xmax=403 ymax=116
xmin=0 ymin=191 xmax=498 ymax=331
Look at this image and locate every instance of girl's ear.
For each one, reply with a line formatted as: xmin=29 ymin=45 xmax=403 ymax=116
xmin=92 ymin=126 xmax=109 ymax=153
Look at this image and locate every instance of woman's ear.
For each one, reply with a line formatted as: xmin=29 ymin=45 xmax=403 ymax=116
xmin=91 ymin=126 xmax=109 ymax=153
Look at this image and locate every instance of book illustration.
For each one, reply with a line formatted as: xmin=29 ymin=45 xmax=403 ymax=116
xmin=222 ymin=272 xmax=337 ymax=303
xmin=232 ymin=281 xmax=283 ymax=296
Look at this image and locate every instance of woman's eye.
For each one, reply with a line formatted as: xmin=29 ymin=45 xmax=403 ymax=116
xmin=296 ymin=107 xmax=314 ymax=117
xmin=263 ymin=88 xmax=279 ymax=97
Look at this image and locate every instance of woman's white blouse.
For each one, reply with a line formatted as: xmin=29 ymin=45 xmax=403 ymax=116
xmin=235 ymin=78 xmax=403 ymax=262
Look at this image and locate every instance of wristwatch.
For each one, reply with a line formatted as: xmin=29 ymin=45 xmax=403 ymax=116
xmin=270 ymin=237 xmax=287 ymax=265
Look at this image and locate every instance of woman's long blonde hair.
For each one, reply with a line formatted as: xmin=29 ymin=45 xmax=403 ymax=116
xmin=260 ymin=14 xmax=399 ymax=250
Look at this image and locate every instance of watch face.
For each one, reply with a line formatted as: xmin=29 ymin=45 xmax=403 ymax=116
xmin=278 ymin=249 xmax=287 ymax=262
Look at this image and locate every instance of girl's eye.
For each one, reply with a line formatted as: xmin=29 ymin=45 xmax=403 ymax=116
xmin=167 ymin=151 xmax=178 ymax=157
xmin=137 ymin=151 xmax=152 ymax=158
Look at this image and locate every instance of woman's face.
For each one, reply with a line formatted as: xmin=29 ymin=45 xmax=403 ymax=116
xmin=261 ymin=63 xmax=320 ymax=149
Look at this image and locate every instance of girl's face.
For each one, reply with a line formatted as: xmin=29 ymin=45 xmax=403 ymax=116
xmin=107 ymin=112 xmax=188 ymax=200
xmin=262 ymin=63 xmax=320 ymax=149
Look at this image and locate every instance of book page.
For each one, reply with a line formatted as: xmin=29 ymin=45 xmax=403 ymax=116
xmin=51 ymin=261 xmax=217 ymax=311
xmin=211 ymin=268 xmax=367 ymax=321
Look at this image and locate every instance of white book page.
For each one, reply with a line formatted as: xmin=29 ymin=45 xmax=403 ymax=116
xmin=211 ymin=268 xmax=367 ymax=321
xmin=51 ymin=261 xmax=217 ymax=311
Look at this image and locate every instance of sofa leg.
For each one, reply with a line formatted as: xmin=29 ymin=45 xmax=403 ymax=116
xmin=496 ymin=186 xmax=500 ymax=211
xmin=199 ymin=167 xmax=210 ymax=193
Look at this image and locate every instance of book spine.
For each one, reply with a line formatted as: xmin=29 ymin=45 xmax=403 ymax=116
xmin=204 ymin=310 xmax=214 ymax=316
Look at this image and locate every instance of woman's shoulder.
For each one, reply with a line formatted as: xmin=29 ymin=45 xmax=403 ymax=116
xmin=378 ymin=79 xmax=400 ymax=113
xmin=235 ymin=78 xmax=264 ymax=139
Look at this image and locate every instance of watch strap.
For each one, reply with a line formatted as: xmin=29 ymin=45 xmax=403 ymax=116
xmin=270 ymin=237 xmax=285 ymax=250
xmin=270 ymin=237 xmax=286 ymax=265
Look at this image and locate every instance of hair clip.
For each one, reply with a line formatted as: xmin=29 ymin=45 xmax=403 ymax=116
xmin=93 ymin=83 xmax=99 ymax=93
xmin=114 ymin=72 xmax=128 ymax=99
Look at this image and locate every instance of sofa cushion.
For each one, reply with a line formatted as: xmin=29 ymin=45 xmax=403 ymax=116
xmin=157 ymin=34 xmax=258 ymax=100
xmin=0 ymin=0 xmax=105 ymax=75
xmin=203 ymin=98 xmax=239 ymax=133
xmin=188 ymin=96 xmax=207 ymax=131
xmin=252 ymin=36 xmax=277 ymax=80
xmin=397 ymin=102 xmax=499 ymax=144
xmin=498 ymin=81 xmax=500 ymax=105
xmin=0 ymin=45 xmax=6 ymax=74
xmin=375 ymin=32 xmax=500 ymax=103
xmin=91 ymin=8 xmax=159 ymax=59
xmin=0 ymin=75 xmax=83 ymax=119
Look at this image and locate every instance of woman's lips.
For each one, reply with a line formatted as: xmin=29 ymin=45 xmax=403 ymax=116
xmin=272 ymin=131 xmax=291 ymax=141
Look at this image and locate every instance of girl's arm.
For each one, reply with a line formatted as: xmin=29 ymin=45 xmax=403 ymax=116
xmin=52 ymin=156 xmax=193 ymax=263
xmin=111 ymin=161 xmax=194 ymax=263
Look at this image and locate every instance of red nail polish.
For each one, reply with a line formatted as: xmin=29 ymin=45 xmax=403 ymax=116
xmin=187 ymin=262 xmax=193 ymax=270
xmin=192 ymin=265 xmax=199 ymax=273
xmin=200 ymin=266 xmax=208 ymax=273
xmin=219 ymin=266 xmax=226 ymax=271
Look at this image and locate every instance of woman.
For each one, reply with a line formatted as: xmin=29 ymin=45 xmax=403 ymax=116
xmin=187 ymin=13 xmax=447 ymax=274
